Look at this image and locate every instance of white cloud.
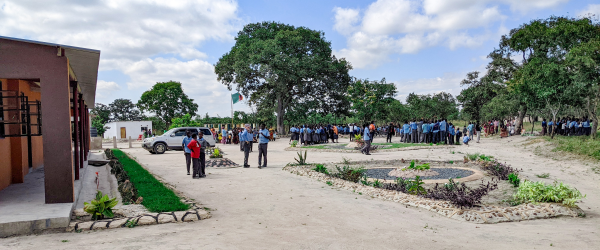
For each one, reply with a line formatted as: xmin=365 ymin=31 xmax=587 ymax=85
xmin=333 ymin=0 xmax=569 ymax=69
xmin=578 ymin=4 xmax=600 ymax=18
xmin=0 ymin=0 xmax=243 ymax=116
xmin=0 ymin=0 xmax=239 ymax=71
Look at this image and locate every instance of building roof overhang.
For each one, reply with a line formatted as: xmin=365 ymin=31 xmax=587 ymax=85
xmin=0 ymin=36 xmax=101 ymax=107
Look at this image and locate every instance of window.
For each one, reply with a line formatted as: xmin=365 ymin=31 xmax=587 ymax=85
xmin=0 ymin=81 xmax=3 ymax=138
xmin=173 ymin=129 xmax=187 ymax=136
xmin=141 ymin=126 xmax=148 ymax=132
xmin=200 ymin=129 xmax=212 ymax=136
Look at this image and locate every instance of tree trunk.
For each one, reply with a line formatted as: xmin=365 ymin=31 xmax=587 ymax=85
xmin=276 ymin=95 xmax=285 ymax=135
xmin=531 ymin=116 xmax=535 ymax=134
xmin=588 ymin=91 xmax=599 ymax=139
xmin=515 ymin=105 xmax=527 ymax=135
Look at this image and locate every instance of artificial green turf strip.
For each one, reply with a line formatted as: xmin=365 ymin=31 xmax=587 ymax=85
xmin=111 ymin=149 xmax=190 ymax=212
xmin=372 ymin=143 xmax=433 ymax=149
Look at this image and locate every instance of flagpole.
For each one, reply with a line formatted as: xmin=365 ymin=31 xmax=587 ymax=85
xmin=231 ymin=92 xmax=234 ymax=131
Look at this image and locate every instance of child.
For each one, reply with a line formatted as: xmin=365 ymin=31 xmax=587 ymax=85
xmin=455 ymin=127 xmax=462 ymax=145
xmin=463 ymin=134 xmax=471 ymax=146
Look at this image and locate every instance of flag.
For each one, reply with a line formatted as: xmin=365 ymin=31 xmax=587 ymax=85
xmin=232 ymin=92 xmax=243 ymax=104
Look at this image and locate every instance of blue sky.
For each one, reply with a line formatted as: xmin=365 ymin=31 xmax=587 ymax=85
xmin=1 ymin=0 xmax=599 ymax=117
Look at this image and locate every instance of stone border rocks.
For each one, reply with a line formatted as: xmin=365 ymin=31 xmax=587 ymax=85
xmin=283 ymin=164 xmax=584 ymax=224
xmin=67 ymin=209 xmax=211 ymax=232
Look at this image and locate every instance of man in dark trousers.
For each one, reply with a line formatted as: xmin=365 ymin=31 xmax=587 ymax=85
xmin=258 ymin=124 xmax=270 ymax=169
xmin=240 ymin=124 xmax=253 ymax=168
xmin=386 ymin=123 xmax=395 ymax=143
xmin=187 ymin=134 xmax=201 ymax=179
xmin=197 ymin=132 xmax=209 ymax=177
xmin=182 ymin=130 xmax=193 ymax=175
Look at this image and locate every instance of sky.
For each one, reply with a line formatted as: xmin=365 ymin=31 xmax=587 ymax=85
xmin=1 ymin=0 xmax=599 ymax=117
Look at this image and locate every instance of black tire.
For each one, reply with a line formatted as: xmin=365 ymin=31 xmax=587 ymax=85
xmin=153 ymin=143 xmax=167 ymax=154
xmin=149 ymin=150 xmax=156 ymax=154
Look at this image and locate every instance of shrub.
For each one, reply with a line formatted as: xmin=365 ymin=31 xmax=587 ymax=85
xmin=514 ymin=180 xmax=585 ymax=207
xmin=84 ymin=191 xmax=118 ymax=220
xmin=313 ymin=164 xmax=329 ymax=175
xmin=209 ymin=147 xmax=223 ymax=158
xmin=478 ymin=154 xmax=493 ymax=161
xmin=425 ymin=179 xmax=498 ymax=208
xmin=333 ymin=165 xmax=366 ymax=183
xmin=372 ymin=179 xmax=382 ymax=188
xmin=407 ymin=176 xmax=427 ymax=195
xmin=403 ymin=160 xmax=430 ymax=171
xmin=508 ymin=173 xmax=520 ymax=187
xmin=382 ymin=178 xmax=410 ymax=193
xmin=466 ymin=153 xmax=480 ymax=161
xmin=294 ymin=151 xmax=308 ymax=165
xmin=291 ymin=140 xmax=298 ymax=148
xmin=480 ymin=161 xmax=521 ymax=180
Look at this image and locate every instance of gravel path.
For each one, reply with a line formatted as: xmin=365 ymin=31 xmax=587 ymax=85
xmin=365 ymin=168 xmax=474 ymax=180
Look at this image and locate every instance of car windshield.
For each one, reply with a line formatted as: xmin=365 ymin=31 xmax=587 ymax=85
xmin=165 ymin=128 xmax=179 ymax=135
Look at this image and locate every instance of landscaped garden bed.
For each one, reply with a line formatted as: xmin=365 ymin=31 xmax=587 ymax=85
xmin=284 ymin=155 xmax=586 ymax=223
xmin=285 ymin=142 xmax=454 ymax=153
xmin=68 ymin=149 xmax=211 ymax=232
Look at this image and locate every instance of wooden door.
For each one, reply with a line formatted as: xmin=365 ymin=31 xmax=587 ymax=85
xmin=120 ymin=127 xmax=126 ymax=138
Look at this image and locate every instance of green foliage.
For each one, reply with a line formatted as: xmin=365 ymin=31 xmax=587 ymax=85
xmin=372 ymin=179 xmax=382 ymax=188
xmin=444 ymin=178 xmax=460 ymax=191
xmin=111 ymin=149 xmax=190 ymax=212
xmin=125 ymin=220 xmax=138 ymax=228
xmin=404 ymin=160 xmax=430 ymax=171
xmin=405 ymin=92 xmax=459 ymax=120
xmin=347 ymin=78 xmax=397 ymax=123
xmin=536 ymin=173 xmax=550 ymax=178
xmin=514 ymin=180 xmax=585 ymax=207
xmin=457 ymin=71 xmax=504 ymax=121
xmin=546 ymin=135 xmax=600 ymax=161
xmin=466 ymin=153 xmax=480 ymax=161
xmin=210 ymin=148 xmax=223 ymax=159
xmin=290 ymin=140 xmax=298 ymax=148
xmin=312 ymin=164 xmax=329 ymax=175
xmin=169 ymin=114 xmax=201 ymax=129
xmin=137 ymin=81 xmax=198 ymax=128
xmin=91 ymin=103 xmax=111 ymax=136
xmin=333 ymin=165 xmax=366 ymax=183
xmin=109 ymin=98 xmax=144 ymax=121
xmin=478 ymin=154 xmax=494 ymax=162
xmin=407 ymin=176 xmax=427 ymax=195
xmin=508 ymin=173 xmax=521 ymax=187
xmin=294 ymin=151 xmax=308 ymax=165
xmin=83 ymin=191 xmax=118 ymax=220
xmin=215 ymin=21 xmax=352 ymax=134
xmin=341 ymin=157 xmax=351 ymax=165
xmin=326 ymin=181 xmax=333 ymax=186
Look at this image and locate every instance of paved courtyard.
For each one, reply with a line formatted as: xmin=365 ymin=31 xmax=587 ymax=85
xmin=1 ymin=136 xmax=599 ymax=249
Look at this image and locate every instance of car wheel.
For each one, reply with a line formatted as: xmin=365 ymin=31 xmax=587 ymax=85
xmin=154 ymin=143 xmax=166 ymax=154
xmin=149 ymin=150 xmax=156 ymax=154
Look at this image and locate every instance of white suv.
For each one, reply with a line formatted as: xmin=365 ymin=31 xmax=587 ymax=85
xmin=142 ymin=127 xmax=215 ymax=154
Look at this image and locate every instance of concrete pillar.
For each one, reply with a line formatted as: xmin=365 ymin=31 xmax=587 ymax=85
xmin=84 ymin=106 xmax=89 ymax=160
xmin=128 ymin=136 xmax=132 ymax=148
xmin=41 ymin=63 xmax=75 ymax=203
xmin=79 ymin=96 xmax=84 ymax=169
xmin=113 ymin=136 xmax=117 ymax=148
xmin=71 ymin=82 xmax=79 ymax=180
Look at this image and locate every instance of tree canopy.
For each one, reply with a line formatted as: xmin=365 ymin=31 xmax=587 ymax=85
xmin=137 ymin=81 xmax=198 ymax=128
xmin=214 ymin=21 xmax=352 ymax=134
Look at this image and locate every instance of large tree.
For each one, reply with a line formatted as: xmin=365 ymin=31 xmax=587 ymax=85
xmin=137 ymin=81 xmax=198 ymax=128
xmin=504 ymin=16 xmax=599 ymax=138
xmin=109 ymin=98 xmax=143 ymax=121
xmin=214 ymin=21 xmax=352 ymax=134
xmin=406 ymin=92 xmax=458 ymax=120
xmin=347 ymin=78 xmax=397 ymax=124
xmin=90 ymin=103 xmax=111 ymax=136
xmin=457 ymin=72 xmax=503 ymax=121
xmin=567 ymin=39 xmax=600 ymax=138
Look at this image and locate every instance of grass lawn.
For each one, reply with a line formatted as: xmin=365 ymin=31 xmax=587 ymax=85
xmin=545 ymin=134 xmax=600 ymax=161
xmin=111 ymin=149 xmax=190 ymax=212
xmin=302 ymin=143 xmax=349 ymax=149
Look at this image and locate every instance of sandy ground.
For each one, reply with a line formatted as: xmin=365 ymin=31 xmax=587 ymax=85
xmin=1 ymin=136 xmax=600 ymax=249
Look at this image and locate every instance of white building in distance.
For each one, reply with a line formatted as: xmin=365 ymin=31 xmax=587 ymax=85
xmin=104 ymin=121 xmax=152 ymax=139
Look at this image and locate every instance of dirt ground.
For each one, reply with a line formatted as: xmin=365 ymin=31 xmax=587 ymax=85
xmin=1 ymin=136 xmax=599 ymax=249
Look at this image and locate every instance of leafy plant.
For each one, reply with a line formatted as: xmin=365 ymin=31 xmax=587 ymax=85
xmin=372 ymin=179 xmax=382 ymax=188
xmin=480 ymin=160 xmax=521 ymax=180
xmin=313 ymin=164 xmax=329 ymax=175
xmin=449 ymin=161 xmax=454 ymax=164
xmin=478 ymin=154 xmax=494 ymax=161
xmin=83 ymin=191 xmax=118 ymax=220
xmin=209 ymin=147 xmax=223 ymax=158
xmin=294 ymin=151 xmax=308 ymax=165
xmin=125 ymin=220 xmax=138 ymax=228
xmin=404 ymin=160 xmax=430 ymax=171
xmin=466 ymin=153 xmax=480 ymax=161
xmin=291 ymin=140 xmax=298 ymax=148
xmin=508 ymin=173 xmax=520 ymax=187
xmin=425 ymin=179 xmax=498 ymax=208
xmin=514 ymin=180 xmax=585 ymax=207
xmin=333 ymin=165 xmax=366 ymax=183
xmin=341 ymin=157 xmax=351 ymax=165
xmin=535 ymin=173 xmax=550 ymax=178
xmin=360 ymin=175 xmax=371 ymax=186
xmin=407 ymin=176 xmax=427 ymax=195
xmin=326 ymin=181 xmax=333 ymax=186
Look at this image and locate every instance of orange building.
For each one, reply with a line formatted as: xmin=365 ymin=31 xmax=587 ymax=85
xmin=0 ymin=36 xmax=100 ymax=203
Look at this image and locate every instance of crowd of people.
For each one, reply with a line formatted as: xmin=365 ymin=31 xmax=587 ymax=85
xmin=541 ymin=117 xmax=593 ymax=136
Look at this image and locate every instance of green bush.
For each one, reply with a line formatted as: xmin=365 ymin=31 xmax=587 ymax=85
xmin=313 ymin=164 xmax=329 ymax=175
xmin=294 ymin=151 xmax=308 ymax=165
xmin=547 ymin=135 xmax=600 ymax=161
xmin=514 ymin=180 xmax=585 ymax=207
xmin=334 ymin=165 xmax=366 ymax=183
xmin=508 ymin=173 xmax=520 ymax=187
xmin=467 ymin=153 xmax=480 ymax=161
xmin=291 ymin=140 xmax=298 ymax=148
xmin=84 ymin=191 xmax=118 ymax=220
xmin=404 ymin=160 xmax=430 ymax=171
